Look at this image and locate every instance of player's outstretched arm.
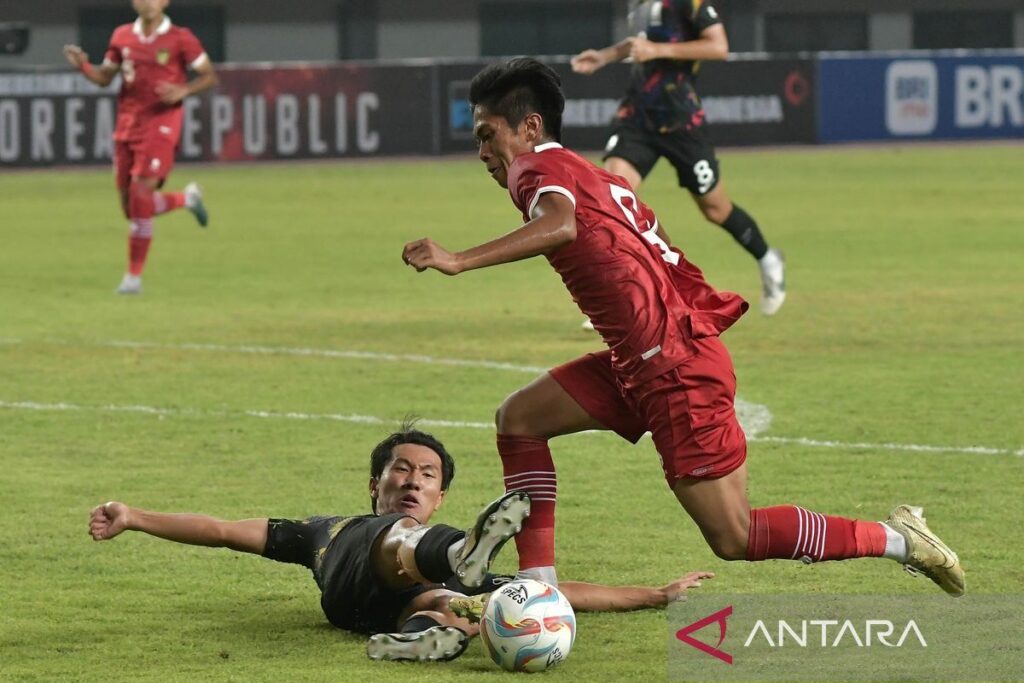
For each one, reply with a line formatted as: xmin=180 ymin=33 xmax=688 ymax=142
xmin=630 ymin=24 xmax=729 ymax=64
xmin=403 ymin=193 xmax=576 ymax=275
xmin=89 ymin=501 xmax=268 ymax=554
xmin=559 ymin=571 xmax=714 ymax=612
xmin=62 ymin=45 xmax=119 ymax=87
xmin=571 ymin=38 xmax=634 ymax=75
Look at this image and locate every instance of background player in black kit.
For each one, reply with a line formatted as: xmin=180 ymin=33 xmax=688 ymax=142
xmin=572 ymin=0 xmax=787 ymax=316
xmin=89 ymin=425 xmax=713 ymax=663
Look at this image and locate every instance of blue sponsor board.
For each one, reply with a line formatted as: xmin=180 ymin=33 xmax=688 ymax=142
xmin=819 ymin=52 xmax=1024 ymax=142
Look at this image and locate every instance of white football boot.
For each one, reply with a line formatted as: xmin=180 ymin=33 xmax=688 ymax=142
xmin=116 ymin=274 xmax=142 ymax=295
xmin=758 ymin=248 xmax=786 ymax=316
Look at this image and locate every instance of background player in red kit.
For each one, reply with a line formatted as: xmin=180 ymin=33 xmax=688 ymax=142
xmin=63 ymin=0 xmax=217 ymax=295
xmin=403 ymin=58 xmax=964 ymax=597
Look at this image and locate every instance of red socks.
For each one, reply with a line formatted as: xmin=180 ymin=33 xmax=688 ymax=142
xmin=128 ymin=220 xmax=153 ymax=276
xmin=746 ymin=506 xmax=887 ymax=562
xmin=498 ymin=434 xmax=556 ymax=570
xmin=153 ymin=191 xmax=186 ymax=215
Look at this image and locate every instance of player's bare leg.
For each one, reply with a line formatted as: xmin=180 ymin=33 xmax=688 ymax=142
xmin=693 ymin=183 xmax=786 ymax=316
xmin=497 ymin=374 xmax=609 ymax=585
xmin=672 ymin=463 xmax=752 ymax=560
xmin=671 ymin=463 xmax=964 ymax=595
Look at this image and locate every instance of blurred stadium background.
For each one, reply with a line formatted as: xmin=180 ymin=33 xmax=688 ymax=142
xmin=2 ymin=0 xmax=1022 ymax=168
xmin=2 ymin=2 xmax=1022 ymax=682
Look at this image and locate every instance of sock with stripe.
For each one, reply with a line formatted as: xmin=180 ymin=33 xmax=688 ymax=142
xmin=127 ymin=180 xmax=156 ymax=276
xmin=746 ymin=506 xmax=890 ymax=563
xmin=497 ymin=434 xmax=556 ymax=573
xmin=153 ymin=191 xmax=186 ymax=215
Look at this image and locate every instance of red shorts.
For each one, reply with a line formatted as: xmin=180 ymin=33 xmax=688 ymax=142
xmin=549 ymin=336 xmax=747 ymax=487
xmin=113 ymin=137 xmax=178 ymax=189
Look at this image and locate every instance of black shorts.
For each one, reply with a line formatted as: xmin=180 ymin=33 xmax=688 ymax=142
xmin=264 ymin=512 xmax=426 ymax=634
xmin=602 ymin=120 xmax=720 ymax=196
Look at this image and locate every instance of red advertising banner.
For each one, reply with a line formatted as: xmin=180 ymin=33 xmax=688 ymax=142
xmin=0 ymin=63 xmax=435 ymax=167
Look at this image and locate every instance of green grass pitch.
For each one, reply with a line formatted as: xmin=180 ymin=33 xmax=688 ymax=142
xmin=1 ymin=144 xmax=1022 ymax=682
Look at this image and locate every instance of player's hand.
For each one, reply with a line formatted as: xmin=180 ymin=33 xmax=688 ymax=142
xmin=63 ymin=44 xmax=89 ymax=68
xmin=155 ymin=81 xmax=189 ymax=105
xmin=89 ymin=501 xmax=132 ymax=541
xmin=659 ymin=571 xmax=715 ymax=604
xmin=402 ymin=238 xmax=463 ymax=276
xmin=571 ymin=49 xmax=607 ymax=75
xmin=629 ymin=36 xmax=661 ymax=63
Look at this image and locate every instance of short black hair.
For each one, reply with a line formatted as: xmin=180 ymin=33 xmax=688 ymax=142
xmin=469 ymin=57 xmax=565 ymax=142
xmin=369 ymin=421 xmax=456 ymax=514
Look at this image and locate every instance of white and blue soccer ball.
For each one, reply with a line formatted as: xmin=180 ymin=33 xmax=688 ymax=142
xmin=480 ymin=579 xmax=576 ymax=673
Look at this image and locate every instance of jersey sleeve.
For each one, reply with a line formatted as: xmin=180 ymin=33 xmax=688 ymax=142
xmin=179 ymin=28 xmax=209 ymax=69
xmin=103 ymin=29 xmax=123 ymax=66
xmin=690 ymin=0 xmax=723 ymax=32
xmin=507 ymin=154 xmax=577 ymax=220
xmin=262 ymin=517 xmax=328 ymax=569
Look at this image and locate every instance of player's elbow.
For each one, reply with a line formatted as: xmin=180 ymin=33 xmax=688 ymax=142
xmin=713 ymin=36 xmax=729 ymax=60
xmin=554 ymin=219 xmax=577 ymax=247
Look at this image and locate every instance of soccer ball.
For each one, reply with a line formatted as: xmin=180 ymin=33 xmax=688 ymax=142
xmin=480 ymin=579 xmax=576 ymax=672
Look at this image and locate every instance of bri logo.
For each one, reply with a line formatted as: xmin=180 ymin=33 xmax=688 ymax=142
xmin=886 ymin=61 xmax=938 ymax=135
xmin=675 ymin=605 xmax=733 ymax=664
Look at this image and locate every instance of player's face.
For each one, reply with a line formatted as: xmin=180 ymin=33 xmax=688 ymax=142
xmin=132 ymin=0 xmax=169 ymax=21
xmin=473 ymin=105 xmax=540 ymax=189
xmin=370 ymin=444 xmax=446 ymax=522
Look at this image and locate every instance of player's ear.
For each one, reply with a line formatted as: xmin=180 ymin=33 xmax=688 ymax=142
xmin=368 ymin=477 xmax=380 ymax=501
xmin=524 ymin=112 xmax=545 ymax=142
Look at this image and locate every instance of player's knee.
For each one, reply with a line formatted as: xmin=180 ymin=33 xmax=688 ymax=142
xmin=495 ymin=391 xmax=536 ymax=435
xmin=127 ymin=180 xmax=155 ymax=218
xmin=706 ymin=528 xmax=749 ymax=561
xmin=710 ymin=538 xmax=747 ymax=561
xmin=702 ymin=202 xmax=731 ymax=225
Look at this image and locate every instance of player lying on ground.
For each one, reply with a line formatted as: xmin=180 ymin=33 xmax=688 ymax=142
xmin=402 ymin=58 xmax=964 ymax=598
xmin=89 ymin=426 xmax=714 ymax=662
xmin=63 ymin=0 xmax=216 ymax=295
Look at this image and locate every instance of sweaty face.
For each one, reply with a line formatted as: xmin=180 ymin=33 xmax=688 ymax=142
xmin=473 ymin=105 xmax=537 ymax=189
xmin=370 ymin=444 xmax=446 ymax=523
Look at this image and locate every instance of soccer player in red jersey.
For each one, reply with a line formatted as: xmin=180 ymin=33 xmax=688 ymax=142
xmin=63 ymin=0 xmax=217 ymax=295
xmin=403 ymin=58 xmax=964 ymax=597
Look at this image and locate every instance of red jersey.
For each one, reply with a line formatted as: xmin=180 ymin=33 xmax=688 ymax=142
xmin=103 ymin=17 xmax=208 ymax=143
xmin=507 ymin=142 xmax=748 ymax=387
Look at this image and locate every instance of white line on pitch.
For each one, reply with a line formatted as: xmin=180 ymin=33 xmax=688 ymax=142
xmin=5 ymin=337 xmax=774 ymax=437
xmin=0 ymin=400 xmax=493 ymax=430
xmin=1 ymin=399 xmax=1020 ymax=457
xmin=749 ymin=435 xmax=1023 ymax=457
xmin=101 ymin=339 xmax=552 ymax=375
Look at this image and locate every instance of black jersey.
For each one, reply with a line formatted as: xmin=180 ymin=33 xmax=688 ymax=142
xmin=620 ymin=0 xmax=723 ymax=133
xmin=262 ymin=514 xmax=510 ymax=634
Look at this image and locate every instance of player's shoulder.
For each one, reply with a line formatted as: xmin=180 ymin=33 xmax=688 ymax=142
xmin=511 ymin=143 xmax=583 ymax=176
xmin=110 ymin=24 xmax=135 ymax=41
xmin=168 ymin=23 xmax=199 ymax=38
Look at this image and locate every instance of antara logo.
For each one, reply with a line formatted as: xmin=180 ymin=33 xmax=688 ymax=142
xmin=675 ymin=605 xmax=733 ymax=664
xmin=744 ymin=619 xmax=928 ymax=648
